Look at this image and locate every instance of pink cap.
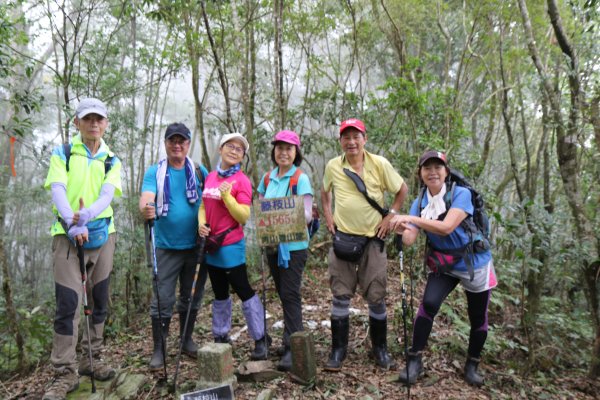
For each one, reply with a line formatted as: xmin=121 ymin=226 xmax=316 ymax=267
xmin=272 ymin=130 xmax=301 ymax=147
xmin=339 ymin=118 xmax=366 ymax=135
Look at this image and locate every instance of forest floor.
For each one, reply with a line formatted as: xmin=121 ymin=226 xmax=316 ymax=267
xmin=3 ymin=249 xmax=600 ymax=400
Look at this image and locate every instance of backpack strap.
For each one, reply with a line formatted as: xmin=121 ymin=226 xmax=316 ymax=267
xmin=442 ymin=181 xmax=476 ymax=281
xmin=289 ymin=168 xmax=303 ymax=195
xmin=63 ymin=143 xmax=72 ymax=172
xmin=194 ymin=163 xmax=206 ymax=191
xmin=64 ymin=142 xmax=114 ymax=174
xmin=416 ymin=186 xmax=426 ymax=215
xmin=104 ymin=154 xmax=114 ymax=174
xmin=263 ymin=169 xmax=272 ymax=192
xmin=442 ymin=181 xmax=456 ymax=209
xmin=263 ymin=168 xmax=304 ymax=196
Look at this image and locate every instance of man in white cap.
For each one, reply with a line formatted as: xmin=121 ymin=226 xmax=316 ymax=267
xmin=43 ymin=98 xmax=122 ymax=400
xmin=321 ymin=118 xmax=408 ymax=372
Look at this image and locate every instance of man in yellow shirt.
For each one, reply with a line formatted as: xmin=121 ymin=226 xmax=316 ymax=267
xmin=43 ymin=98 xmax=122 ymax=400
xmin=321 ymin=118 xmax=408 ymax=371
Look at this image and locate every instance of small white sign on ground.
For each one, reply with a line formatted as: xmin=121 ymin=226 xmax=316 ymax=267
xmin=180 ymin=383 xmax=234 ymax=400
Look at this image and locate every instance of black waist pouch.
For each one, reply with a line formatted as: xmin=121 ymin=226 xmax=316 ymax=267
xmin=333 ymin=230 xmax=369 ymax=262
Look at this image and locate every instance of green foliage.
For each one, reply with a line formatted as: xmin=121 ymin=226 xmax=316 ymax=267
xmin=0 ymin=0 xmax=597 ymax=392
xmin=0 ymin=299 xmax=53 ymax=376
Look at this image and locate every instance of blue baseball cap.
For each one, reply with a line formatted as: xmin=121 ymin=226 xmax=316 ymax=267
xmin=165 ymin=123 xmax=191 ymax=140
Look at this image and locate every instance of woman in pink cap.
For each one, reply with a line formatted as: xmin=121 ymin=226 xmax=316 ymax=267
xmin=257 ymin=130 xmax=314 ymax=371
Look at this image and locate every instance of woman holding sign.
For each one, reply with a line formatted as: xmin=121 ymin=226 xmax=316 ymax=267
xmin=257 ymin=130 xmax=314 ymax=371
xmin=198 ymin=133 xmax=269 ymax=360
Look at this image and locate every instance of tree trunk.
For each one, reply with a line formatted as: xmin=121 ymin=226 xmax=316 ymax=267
xmin=274 ymin=0 xmax=285 ymax=130
xmin=518 ymin=0 xmax=599 ymax=377
xmin=201 ymin=0 xmax=234 ymax=132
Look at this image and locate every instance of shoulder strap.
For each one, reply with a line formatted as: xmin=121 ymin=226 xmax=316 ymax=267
xmin=263 ymin=168 xmax=303 ymax=196
xmin=63 ymin=143 xmax=71 ymax=172
xmin=342 ymin=168 xmax=388 ymax=217
xmin=443 ymin=181 xmax=456 ymax=210
xmin=417 ymin=186 xmax=426 ymax=214
xmin=64 ymin=142 xmax=113 ymax=174
xmin=195 ymin=163 xmax=206 ymax=191
xmin=289 ymin=168 xmax=303 ymax=196
xmin=104 ymin=154 xmax=114 ymax=174
xmin=263 ymin=169 xmax=272 ymax=191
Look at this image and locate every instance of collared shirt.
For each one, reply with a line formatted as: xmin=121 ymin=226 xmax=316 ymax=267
xmin=322 ymin=150 xmax=403 ymax=237
xmin=44 ymin=134 xmax=122 ymax=235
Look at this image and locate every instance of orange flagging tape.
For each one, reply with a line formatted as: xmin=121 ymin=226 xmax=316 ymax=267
xmin=10 ymin=137 xmax=16 ymax=177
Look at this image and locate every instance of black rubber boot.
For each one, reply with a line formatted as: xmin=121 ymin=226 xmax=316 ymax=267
xmin=324 ymin=317 xmax=349 ymax=371
xmin=250 ymin=335 xmax=271 ymax=360
xmin=397 ymin=351 xmax=423 ymax=385
xmin=214 ymin=335 xmax=231 ymax=344
xmin=149 ymin=317 xmax=170 ymax=371
xmin=369 ymin=317 xmax=396 ymax=370
xmin=464 ymin=356 xmax=484 ymax=387
xmin=179 ymin=311 xmax=198 ymax=358
xmin=278 ymin=346 xmax=292 ymax=371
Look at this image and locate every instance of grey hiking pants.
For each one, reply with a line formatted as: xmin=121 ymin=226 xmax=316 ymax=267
xmin=50 ymin=234 xmax=116 ymax=373
xmin=149 ymin=247 xmax=207 ymax=318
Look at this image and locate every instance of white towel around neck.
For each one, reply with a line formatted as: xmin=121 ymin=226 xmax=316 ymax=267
xmin=420 ymin=183 xmax=447 ymax=220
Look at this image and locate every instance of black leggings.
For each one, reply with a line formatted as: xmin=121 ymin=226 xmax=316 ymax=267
xmin=411 ymin=272 xmax=491 ymax=358
xmin=207 ymin=263 xmax=255 ymax=302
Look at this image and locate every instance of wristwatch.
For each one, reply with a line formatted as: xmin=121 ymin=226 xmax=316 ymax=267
xmin=389 ymin=209 xmax=399 ymax=215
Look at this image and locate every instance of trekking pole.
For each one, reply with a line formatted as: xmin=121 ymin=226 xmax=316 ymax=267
xmin=147 ymin=216 xmax=168 ymax=381
xmin=260 ymin=247 xmax=268 ymax=357
xmin=76 ymin=244 xmax=96 ymax=393
xmin=396 ymin=235 xmax=410 ymax=399
xmin=173 ymin=226 xmax=208 ymax=393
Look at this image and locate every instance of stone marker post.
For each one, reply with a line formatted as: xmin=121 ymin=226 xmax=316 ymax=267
xmin=197 ymin=343 xmax=237 ymax=389
xmin=290 ymin=331 xmax=317 ymax=384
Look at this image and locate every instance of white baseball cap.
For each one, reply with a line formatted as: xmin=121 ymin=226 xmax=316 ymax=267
xmin=76 ymin=98 xmax=108 ymax=119
xmin=219 ymin=132 xmax=249 ymax=153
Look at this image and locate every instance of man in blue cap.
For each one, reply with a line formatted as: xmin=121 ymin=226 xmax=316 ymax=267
xmin=139 ymin=122 xmax=209 ymax=370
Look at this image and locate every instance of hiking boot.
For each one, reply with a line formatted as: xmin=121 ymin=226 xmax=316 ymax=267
xmin=79 ymin=354 xmax=116 ymax=381
xmin=464 ymin=356 xmax=484 ymax=387
xmin=397 ymin=351 xmax=424 ymax=385
xmin=324 ymin=317 xmax=349 ymax=372
xmin=42 ymin=369 xmax=79 ymax=400
xmin=179 ymin=311 xmax=199 ymax=358
xmin=369 ymin=317 xmax=396 ymax=370
xmin=277 ymin=347 xmax=292 ymax=372
xmin=250 ymin=335 xmax=272 ymax=360
xmin=149 ymin=317 xmax=170 ymax=371
xmin=275 ymin=344 xmax=287 ymax=356
xmin=214 ymin=335 xmax=232 ymax=344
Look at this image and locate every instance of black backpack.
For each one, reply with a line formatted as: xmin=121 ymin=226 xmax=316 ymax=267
xmin=418 ymin=168 xmax=491 ymax=279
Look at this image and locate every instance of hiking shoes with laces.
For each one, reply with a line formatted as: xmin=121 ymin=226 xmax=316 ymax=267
xmin=42 ymin=369 xmax=79 ymax=400
xmin=78 ymin=355 xmax=116 ymax=381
